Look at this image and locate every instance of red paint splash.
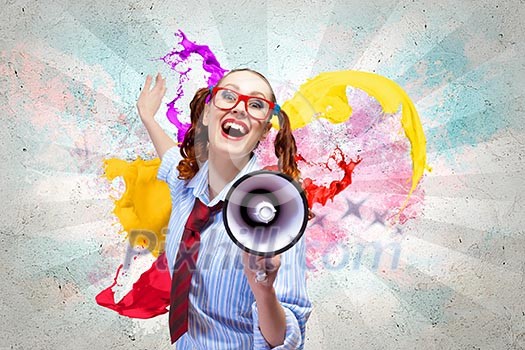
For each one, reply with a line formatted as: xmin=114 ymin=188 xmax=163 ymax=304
xmin=95 ymin=252 xmax=171 ymax=318
xmin=264 ymin=147 xmax=361 ymax=209
xmin=302 ymin=147 xmax=361 ymax=209
xmin=158 ymin=30 xmax=227 ymax=143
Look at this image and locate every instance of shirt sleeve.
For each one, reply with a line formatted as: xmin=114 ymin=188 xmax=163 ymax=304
xmin=251 ymin=236 xmax=313 ymax=349
xmin=156 ymin=145 xmax=181 ymax=183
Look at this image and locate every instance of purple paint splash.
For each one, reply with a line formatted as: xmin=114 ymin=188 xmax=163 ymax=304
xmin=158 ymin=30 xmax=227 ymax=143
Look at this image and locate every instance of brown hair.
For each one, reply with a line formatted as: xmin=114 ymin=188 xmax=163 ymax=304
xmin=176 ymin=68 xmax=300 ymax=181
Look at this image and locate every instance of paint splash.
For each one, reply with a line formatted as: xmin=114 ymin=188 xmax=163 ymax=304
xmin=281 ymin=70 xmax=430 ymax=211
xmin=263 ymin=148 xmax=361 ymax=209
xmin=95 ymin=157 xmax=173 ymax=317
xmin=158 ymin=30 xmax=227 ymax=143
xmin=95 ymin=253 xmax=171 ymax=318
xmin=301 ymin=147 xmax=361 ymax=209
xmin=256 ymin=87 xmax=427 ymax=270
xmin=102 ymin=156 xmax=171 ymax=257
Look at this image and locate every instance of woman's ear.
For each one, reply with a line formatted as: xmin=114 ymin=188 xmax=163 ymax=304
xmin=202 ymin=104 xmax=210 ymax=126
xmin=259 ymin=122 xmax=272 ymax=141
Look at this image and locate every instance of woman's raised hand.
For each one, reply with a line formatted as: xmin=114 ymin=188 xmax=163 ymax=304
xmin=137 ymin=73 xmax=167 ymax=124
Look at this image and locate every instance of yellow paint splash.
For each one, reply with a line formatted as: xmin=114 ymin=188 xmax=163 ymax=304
xmin=277 ymin=70 xmax=430 ymax=209
xmin=103 ymin=156 xmax=171 ymax=256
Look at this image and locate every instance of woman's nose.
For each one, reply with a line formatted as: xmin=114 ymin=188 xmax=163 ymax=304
xmin=231 ymin=101 xmax=248 ymax=117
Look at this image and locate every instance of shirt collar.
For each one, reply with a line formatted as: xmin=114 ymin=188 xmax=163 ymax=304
xmin=186 ymin=154 xmax=261 ymax=206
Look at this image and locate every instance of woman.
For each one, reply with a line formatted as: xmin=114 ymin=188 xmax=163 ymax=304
xmin=137 ymin=68 xmax=312 ymax=349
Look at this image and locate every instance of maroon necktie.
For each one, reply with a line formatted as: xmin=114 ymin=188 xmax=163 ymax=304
xmin=169 ymin=197 xmax=223 ymax=344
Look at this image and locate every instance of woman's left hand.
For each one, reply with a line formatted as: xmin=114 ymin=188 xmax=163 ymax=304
xmin=242 ymin=251 xmax=281 ymax=296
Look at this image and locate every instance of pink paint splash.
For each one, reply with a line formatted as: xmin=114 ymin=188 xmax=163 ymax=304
xmin=295 ymin=88 xmax=424 ymax=224
xmin=256 ymin=88 xmax=425 ymax=272
xmin=305 ymin=222 xmax=349 ymax=271
xmin=158 ymin=30 xmax=227 ymax=143
xmin=342 ymin=89 xmax=425 ymax=224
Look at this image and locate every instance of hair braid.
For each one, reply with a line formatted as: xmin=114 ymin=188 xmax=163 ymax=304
xmin=177 ymin=87 xmax=210 ymax=180
xmin=274 ymin=109 xmax=300 ymax=181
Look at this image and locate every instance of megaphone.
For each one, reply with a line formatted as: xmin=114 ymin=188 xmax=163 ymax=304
xmin=223 ymin=170 xmax=308 ymax=257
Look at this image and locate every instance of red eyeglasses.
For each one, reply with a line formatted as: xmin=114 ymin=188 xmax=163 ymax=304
xmin=209 ymin=86 xmax=281 ymax=121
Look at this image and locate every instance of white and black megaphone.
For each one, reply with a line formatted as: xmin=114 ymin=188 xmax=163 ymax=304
xmin=223 ymin=170 xmax=308 ymax=257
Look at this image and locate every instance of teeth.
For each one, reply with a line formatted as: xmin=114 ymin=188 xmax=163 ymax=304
xmin=224 ymin=121 xmax=247 ymax=134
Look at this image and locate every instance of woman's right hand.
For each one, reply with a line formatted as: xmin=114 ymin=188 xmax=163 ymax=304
xmin=137 ymin=73 xmax=167 ymax=124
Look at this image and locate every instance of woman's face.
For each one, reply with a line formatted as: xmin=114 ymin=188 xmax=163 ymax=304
xmin=203 ymin=71 xmax=273 ymax=162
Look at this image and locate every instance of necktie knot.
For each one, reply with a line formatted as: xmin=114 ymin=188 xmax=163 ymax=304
xmin=184 ymin=198 xmax=223 ymax=232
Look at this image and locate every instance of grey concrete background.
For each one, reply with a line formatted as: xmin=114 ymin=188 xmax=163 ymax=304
xmin=1 ymin=0 xmax=524 ymax=349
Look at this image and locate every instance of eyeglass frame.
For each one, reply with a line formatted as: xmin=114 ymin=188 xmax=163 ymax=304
xmin=208 ymin=86 xmax=281 ymax=120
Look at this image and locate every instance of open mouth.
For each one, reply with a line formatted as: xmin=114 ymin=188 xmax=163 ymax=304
xmin=221 ymin=119 xmax=249 ymax=139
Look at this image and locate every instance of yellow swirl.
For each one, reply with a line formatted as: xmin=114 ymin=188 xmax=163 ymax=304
xmin=277 ymin=70 xmax=430 ymax=208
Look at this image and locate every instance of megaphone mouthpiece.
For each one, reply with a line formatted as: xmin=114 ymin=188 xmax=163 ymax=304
xmin=223 ymin=170 xmax=309 ymax=256
xmin=248 ymin=201 xmax=277 ymax=224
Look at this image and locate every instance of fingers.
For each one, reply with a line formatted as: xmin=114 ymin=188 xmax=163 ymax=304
xmin=141 ymin=75 xmax=152 ymax=93
xmin=242 ymin=252 xmax=280 ymax=272
xmin=242 ymin=251 xmax=258 ymax=271
xmin=264 ymin=256 xmax=280 ymax=272
xmin=154 ymin=74 xmax=167 ymax=94
xmin=142 ymin=73 xmax=166 ymax=94
xmin=155 ymin=73 xmax=162 ymax=91
xmin=161 ymin=77 xmax=167 ymax=93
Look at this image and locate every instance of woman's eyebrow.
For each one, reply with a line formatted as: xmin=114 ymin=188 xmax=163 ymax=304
xmin=223 ymin=83 xmax=267 ymax=98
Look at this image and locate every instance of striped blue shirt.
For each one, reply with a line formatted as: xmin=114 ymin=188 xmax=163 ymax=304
xmin=157 ymin=146 xmax=312 ymax=349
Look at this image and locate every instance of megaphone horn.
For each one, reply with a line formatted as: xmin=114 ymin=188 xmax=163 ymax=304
xmin=223 ymin=170 xmax=308 ymax=257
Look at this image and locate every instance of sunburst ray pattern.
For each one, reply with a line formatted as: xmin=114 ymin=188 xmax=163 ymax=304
xmin=1 ymin=0 xmax=524 ymax=349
